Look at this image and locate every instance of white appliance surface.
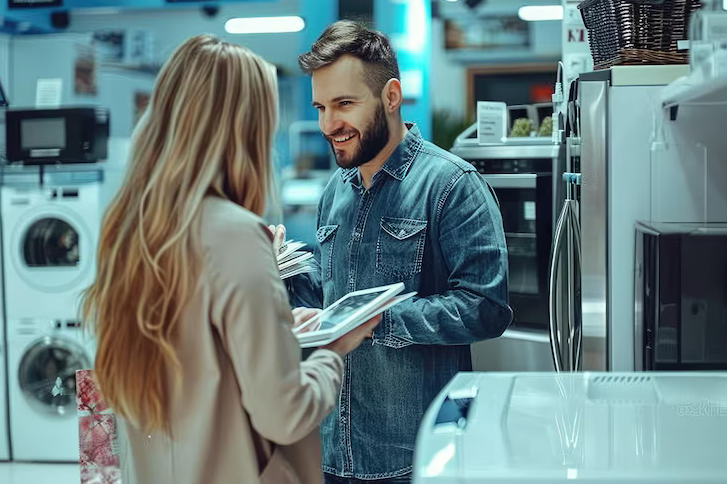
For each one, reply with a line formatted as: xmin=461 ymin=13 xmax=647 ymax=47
xmin=1 ymin=167 xmax=102 ymax=320
xmin=414 ymin=372 xmax=727 ymax=484
xmin=0 ymin=281 xmax=8 ymax=462
xmin=7 ymin=319 xmax=96 ymax=462
xmin=0 ymin=462 xmax=81 ymax=484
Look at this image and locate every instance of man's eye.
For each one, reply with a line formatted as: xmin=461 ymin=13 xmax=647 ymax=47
xmin=315 ymin=106 xmax=324 ymax=112
xmin=340 ymin=101 xmax=352 ymax=106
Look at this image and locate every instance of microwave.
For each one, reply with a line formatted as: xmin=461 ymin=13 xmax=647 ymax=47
xmin=634 ymin=221 xmax=727 ymax=371
xmin=6 ymin=107 xmax=109 ymax=164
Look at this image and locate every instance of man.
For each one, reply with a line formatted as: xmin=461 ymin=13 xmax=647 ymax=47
xmin=280 ymin=20 xmax=512 ymax=484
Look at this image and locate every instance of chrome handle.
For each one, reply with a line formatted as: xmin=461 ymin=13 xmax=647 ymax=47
xmin=549 ymin=201 xmax=570 ymax=372
xmin=570 ymin=204 xmax=583 ymax=371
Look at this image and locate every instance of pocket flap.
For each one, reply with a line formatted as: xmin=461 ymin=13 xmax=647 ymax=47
xmin=380 ymin=217 xmax=427 ymax=241
xmin=316 ymin=224 xmax=338 ymax=243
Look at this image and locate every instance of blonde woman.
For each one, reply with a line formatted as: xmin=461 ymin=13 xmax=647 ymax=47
xmin=81 ymin=35 xmax=377 ymax=484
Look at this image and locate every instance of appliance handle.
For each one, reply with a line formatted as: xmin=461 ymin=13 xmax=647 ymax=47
xmin=549 ymin=201 xmax=570 ymax=372
xmin=483 ymin=174 xmax=538 ymax=189
xmin=570 ymin=203 xmax=583 ymax=371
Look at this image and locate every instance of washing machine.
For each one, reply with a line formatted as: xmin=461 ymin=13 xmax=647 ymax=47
xmin=8 ymin=318 xmax=95 ymax=461
xmin=1 ymin=165 xmax=102 ymax=461
xmin=0 ymin=220 xmax=10 ymax=462
xmin=1 ymin=166 xmax=102 ymax=320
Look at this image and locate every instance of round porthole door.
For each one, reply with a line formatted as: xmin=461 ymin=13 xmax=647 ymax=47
xmin=18 ymin=336 xmax=92 ymax=417
xmin=12 ymin=205 xmax=94 ymax=292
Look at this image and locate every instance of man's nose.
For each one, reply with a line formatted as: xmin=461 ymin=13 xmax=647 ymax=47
xmin=320 ymin=111 xmax=343 ymax=136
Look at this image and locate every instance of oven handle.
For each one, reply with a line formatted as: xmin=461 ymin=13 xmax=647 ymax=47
xmin=482 ymin=174 xmax=538 ymax=189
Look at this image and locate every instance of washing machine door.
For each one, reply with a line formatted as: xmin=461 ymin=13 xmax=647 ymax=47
xmin=12 ymin=204 xmax=94 ymax=292
xmin=18 ymin=336 xmax=92 ymax=417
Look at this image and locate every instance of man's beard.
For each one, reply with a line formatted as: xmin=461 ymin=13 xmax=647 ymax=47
xmin=327 ymin=102 xmax=390 ymax=170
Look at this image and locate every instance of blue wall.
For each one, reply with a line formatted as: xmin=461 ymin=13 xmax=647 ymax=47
xmin=297 ymin=0 xmax=336 ymax=122
xmin=375 ymin=0 xmax=431 ymax=140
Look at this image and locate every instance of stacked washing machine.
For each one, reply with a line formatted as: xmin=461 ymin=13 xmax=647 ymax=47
xmin=1 ymin=165 xmax=102 ymax=462
xmin=0 ymin=189 xmax=8 ymax=462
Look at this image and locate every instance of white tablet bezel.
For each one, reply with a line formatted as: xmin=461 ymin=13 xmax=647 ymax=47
xmin=294 ymin=282 xmax=405 ymax=346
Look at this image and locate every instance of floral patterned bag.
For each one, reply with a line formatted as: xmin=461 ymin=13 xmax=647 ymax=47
xmin=76 ymin=369 xmax=121 ymax=484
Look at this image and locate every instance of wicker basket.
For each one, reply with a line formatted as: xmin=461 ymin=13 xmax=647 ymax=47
xmin=578 ymin=0 xmax=702 ymax=69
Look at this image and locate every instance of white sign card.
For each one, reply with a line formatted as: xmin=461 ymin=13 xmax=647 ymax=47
xmin=35 ymin=78 xmax=62 ymax=108
xmin=477 ymin=101 xmax=507 ymax=145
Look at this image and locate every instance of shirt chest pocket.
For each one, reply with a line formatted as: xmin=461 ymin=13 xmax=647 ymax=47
xmin=376 ymin=217 xmax=427 ymax=280
xmin=316 ymin=224 xmax=338 ymax=280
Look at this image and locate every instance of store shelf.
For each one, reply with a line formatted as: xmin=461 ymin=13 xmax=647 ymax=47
xmin=662 ymin=75 xmax=727 ymax=121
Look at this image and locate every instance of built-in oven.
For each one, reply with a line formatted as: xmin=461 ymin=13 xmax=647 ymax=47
xmin=451 ymin=128 xmax=565 ymax=332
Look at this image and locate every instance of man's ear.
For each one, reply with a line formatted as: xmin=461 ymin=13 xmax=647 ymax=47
xmin=382 ymin=78 xmax=403 ymax=114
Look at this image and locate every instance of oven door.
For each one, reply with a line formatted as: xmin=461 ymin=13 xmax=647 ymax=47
xmin=484 ymin=173 xmax=553 ymax=330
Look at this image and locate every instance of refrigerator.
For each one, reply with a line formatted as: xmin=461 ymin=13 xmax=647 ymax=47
xmin=550 ymin=66 xmax=690 ymax=373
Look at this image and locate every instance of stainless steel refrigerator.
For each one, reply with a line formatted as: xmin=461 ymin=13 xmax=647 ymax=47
xmin=549 ymin=66 xmax=690 ymax=372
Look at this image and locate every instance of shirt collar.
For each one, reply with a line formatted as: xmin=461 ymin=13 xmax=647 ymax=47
xmin=339 ymin=122 xmax=422 ymax=186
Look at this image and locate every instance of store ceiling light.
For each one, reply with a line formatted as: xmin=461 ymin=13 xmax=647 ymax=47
xmin=518 ymin=5 xmax=564 ymax=21
xmin=224 ymin=16 xmax=305 ymax=34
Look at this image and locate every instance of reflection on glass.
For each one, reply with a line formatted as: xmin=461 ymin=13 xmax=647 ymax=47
xmin=19 ymin=339 xmax=90 ymax=416
xmin=23 ymin=218 xmax=80 ymax=267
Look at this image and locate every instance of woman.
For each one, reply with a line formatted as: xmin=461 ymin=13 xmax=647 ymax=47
xmin=81 ymin=35 xmax=376 ymax=484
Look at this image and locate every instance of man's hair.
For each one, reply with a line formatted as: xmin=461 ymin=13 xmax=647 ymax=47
xmin=298 ymin=20 xmax=400 ymax=97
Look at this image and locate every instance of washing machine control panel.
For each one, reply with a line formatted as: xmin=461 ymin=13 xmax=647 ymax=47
xmin=16 ymin=318 xmax=84 ymax=334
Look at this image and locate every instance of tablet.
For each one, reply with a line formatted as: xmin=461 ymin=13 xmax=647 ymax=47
xmin=294 ymin=282 xmax=407 ymax=348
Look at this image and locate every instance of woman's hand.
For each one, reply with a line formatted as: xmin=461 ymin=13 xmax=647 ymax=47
xmin=322 ymin=315 xmax=381 ymax=357
xmin=292 ymin=307 xmax=322 ymax=333
xmin=267 ymin=224 xmax=287 ymax=255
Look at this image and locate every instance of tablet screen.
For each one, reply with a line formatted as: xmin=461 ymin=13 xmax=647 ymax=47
xmin=315 ymin=290 xmax=386 ymax=332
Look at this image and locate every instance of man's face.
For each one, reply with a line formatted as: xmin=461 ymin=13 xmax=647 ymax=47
xmin=312 ymin=55 xmax=390 ymax=169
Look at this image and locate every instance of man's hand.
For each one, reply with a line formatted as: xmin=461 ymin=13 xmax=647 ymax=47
xmin=292 ymin=307 xmax=322 ymax=333
xmin=267 ymin=224 xmax=287 ymax=255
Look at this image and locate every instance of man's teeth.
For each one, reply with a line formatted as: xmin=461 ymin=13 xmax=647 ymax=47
xmin=334 ymin=134 xmax=354 ymax=142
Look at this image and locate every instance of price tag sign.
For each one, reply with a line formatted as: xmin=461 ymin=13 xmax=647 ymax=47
xmin=477 ymin=101 xmax=507 ymax=145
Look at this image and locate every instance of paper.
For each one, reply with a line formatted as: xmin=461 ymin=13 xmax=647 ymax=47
xmin=277 ymin=240 xmax=316 ymax=280
xmin=477 ymin=101 xmax=507 ymax=145
xmin=35 ymin=78 xmax=62 ymax=108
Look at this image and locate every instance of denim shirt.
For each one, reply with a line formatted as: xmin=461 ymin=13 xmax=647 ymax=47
xmin=287 ymin=124 xmax=512 ymax=479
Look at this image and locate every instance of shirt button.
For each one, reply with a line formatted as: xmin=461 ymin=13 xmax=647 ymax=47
xmin=399 ymin=229 xmax=406 ymax=237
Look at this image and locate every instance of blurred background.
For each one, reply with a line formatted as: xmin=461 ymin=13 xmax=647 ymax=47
xmin=0 ymin=0 xmax=567 ymax=246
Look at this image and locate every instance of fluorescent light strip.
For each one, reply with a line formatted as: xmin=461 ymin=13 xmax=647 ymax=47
xmin=518 ymin=5 xmax=564 ymax=21
xmin=225 ymin=16 xmax=305 ymax=34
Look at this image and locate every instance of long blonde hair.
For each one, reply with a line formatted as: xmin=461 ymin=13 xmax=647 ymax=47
xmin=81 ymin=35 xmax=278 ymax=433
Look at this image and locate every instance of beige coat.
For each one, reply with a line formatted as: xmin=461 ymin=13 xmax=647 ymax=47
xmin=118 ymin=196 xmax=343 ymax=484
